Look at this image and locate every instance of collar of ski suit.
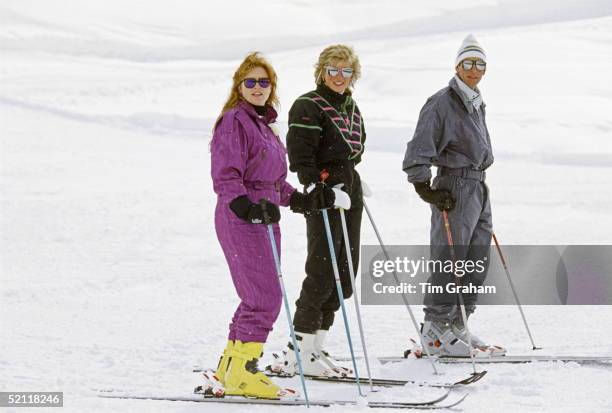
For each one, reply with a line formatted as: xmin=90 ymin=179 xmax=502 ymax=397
xmin=315 ymin=83 xmax=351 ymax=108
xmin=450 ymin=75 xmax=484 ymax=114
xmin=237 ymin=100 xmax=278 ymax=124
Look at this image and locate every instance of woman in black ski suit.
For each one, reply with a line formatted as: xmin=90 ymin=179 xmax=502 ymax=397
xmin=270 ymin=44 xmax=366 ymax=377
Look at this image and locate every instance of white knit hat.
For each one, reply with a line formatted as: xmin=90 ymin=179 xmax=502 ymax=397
xmin=455 ymin=34 xmax=486 ymax=66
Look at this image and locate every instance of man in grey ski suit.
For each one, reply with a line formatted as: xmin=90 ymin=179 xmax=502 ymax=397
xmin=402 ymin=34 xmax=504 ymax=356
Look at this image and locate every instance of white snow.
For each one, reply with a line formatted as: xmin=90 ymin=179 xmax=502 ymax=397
xmin=1 ymin=1 xmax=612 ymax=412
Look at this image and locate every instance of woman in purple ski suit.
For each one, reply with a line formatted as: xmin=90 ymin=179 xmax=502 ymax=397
xmin=209 ymin=52 xmax=338 ymax=398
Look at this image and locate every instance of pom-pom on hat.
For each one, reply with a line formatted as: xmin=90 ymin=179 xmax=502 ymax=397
xmin=455 ymin=34 xmax=486 ymax=67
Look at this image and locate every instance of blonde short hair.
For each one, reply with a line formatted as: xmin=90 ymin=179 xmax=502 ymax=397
xmin=314 ymin=44 xmax=361 ymax=92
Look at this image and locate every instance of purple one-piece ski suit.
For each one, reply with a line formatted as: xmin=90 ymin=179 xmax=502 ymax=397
xmin=211 ymin=101 xmax=296 ymax=343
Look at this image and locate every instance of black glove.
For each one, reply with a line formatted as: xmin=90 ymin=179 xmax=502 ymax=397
xmin=289 ymin=183 xmax=336 ymax=214
xmin=229 ymin=195 xmax=280 ymax=224
xmin=413 ymin=181 xmax=456 ymax=211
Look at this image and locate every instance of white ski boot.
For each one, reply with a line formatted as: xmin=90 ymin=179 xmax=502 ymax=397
xmin=266 ymin=332 xmax=345 ymax=378
xmin=314 ymin=329 xmax=353 ymax=376
xmin=195 ymin=369 xmax=226 ymax=398
xmin=451 ymin=319 xmax=507 ymax=356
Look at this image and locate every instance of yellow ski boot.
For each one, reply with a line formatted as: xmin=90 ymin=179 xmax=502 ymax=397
xmin=225 ymin=340 xmax=297 ymax=399
xmin=214 ymin=340 xmax=234 ymax=384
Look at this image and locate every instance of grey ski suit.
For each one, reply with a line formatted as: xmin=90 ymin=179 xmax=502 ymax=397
xmin=403 ymin=77 xmax=494 ymax=322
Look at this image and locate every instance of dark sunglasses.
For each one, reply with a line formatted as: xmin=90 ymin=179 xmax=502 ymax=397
xmin=325 ymin=66 xmax=354 ymax=78
xmin=461 ymin=60 xmax=486 ymax=71
xmin=243 ymin=78 xmax=271 ymax=88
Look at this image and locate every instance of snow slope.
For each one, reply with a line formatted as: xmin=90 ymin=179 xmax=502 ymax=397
xmin=1 ymin=1 xmax=612 ymax=412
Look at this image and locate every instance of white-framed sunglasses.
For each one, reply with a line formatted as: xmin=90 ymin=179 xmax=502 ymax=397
xmin=461 ymin=59 xmax=486 ymax=71
xmin=325 ymin=66 xmax=354 ymax=78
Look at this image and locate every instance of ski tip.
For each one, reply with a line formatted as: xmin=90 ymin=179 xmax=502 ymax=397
xmin=453 ymin=392 xmax=470 ymax=405
xmin=453 ymin=370 xmax=487 ymax=386
xmin=432 ymin=392 xmax=470 ymax=409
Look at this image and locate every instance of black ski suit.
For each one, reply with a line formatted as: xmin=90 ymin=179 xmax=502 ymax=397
xmin=287 ymin=83 xmax=366 ymax=333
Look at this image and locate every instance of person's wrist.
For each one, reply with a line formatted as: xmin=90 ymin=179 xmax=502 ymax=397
xmin=413 ymin=181 xmax=433 ymax=200
xmin=297 ymin=168 xmax=320 ymax=186
xmin=413 ymin=181 xmax=430 ymax=191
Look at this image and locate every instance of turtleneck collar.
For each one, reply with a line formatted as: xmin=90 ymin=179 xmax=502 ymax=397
xmin=252 ymin=104 xmax=267 ymax=116
xmin=450 ymin=76 xmax=484 ymax=113
xmin=315 ymin=83 xmax=350 ymax=107
xmin=238 ymin=100 xmax=278 ymax=124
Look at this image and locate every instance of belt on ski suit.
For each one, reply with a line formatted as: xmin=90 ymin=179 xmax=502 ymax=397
xmin=243 ymin=180 xmax=282 ymax=191
xmin=438 ymin=167 xmax=486 ymax=182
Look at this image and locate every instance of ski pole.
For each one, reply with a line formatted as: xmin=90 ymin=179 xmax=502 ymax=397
xmin=442 ymin=210 xmax=480 ymax=375
xmin=363 ymin=199 xmax=439 ymax=375
xmin=338 ymin=208 xmax=374 ymax=391
xmin=492 ymin=232 xmax=541 ymax=350
xmin=260 ymin=200 xmax=310 ymax=407
xmin=321 ymin=208 xmax=364 ymax=397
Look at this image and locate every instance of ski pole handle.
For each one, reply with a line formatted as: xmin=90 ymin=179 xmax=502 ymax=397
xmin=316 ymin=170 xmax=330 ymax=210
xmin=320 ymin=169 xmax=329 ymax=182
xmin=259 ymin=199 xmax=271 ymax=225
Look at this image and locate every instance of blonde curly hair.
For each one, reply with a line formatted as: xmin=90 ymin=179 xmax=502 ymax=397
xmin=314 ymin=44 xmax=361 ymax=92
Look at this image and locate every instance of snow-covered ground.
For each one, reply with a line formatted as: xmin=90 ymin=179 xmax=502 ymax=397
xmin=1 ymin=1 xmax=612 ymax=412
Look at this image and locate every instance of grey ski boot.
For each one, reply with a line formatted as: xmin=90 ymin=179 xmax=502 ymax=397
xmin=452 ymin=318 xmax=507 ymax=356
xmin=421 ymin=320 xmax=473 ymax=357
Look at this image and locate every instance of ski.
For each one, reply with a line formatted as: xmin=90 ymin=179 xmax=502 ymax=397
xmin=193 ymin=366 xmax=485 ymax=388
xmin=376 ymin=355 xmax=612 ymax=365
xmin=305 ymin=370 xmax=486 ymax=388
xmin=98 ymin=391 xmax=468 ymax=409
xmin=437 ymin=355 xmax=612 ymax=365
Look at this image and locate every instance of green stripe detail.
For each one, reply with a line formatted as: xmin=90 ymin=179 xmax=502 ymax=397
xmin=289 ymin=123 xmax=322 ymax=131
